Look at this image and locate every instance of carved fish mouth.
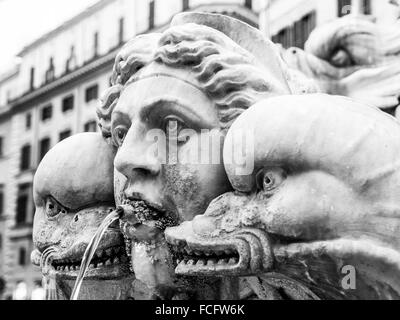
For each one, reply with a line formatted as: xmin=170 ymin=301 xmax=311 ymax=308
xmin=165 ymin=225 xmax=273 ymax=276
xmin=170 ymin=241 xmax=241 ymax=275
xmin=32 ymin=239 xmax=131 ymax=280
xmin=50 ymin=245 xmax=129 ymax=279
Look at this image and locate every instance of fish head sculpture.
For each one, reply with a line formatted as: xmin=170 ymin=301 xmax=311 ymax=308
xmin=166 ymin=94 xmax=400 ymax=299
xmin=31 ymin=133 xmax=134 ymax=299
xmin=282 ymin=14 xmax=400 ymax=113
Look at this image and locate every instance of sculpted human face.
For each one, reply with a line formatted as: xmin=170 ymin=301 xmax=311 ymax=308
xmin=112 ymin=64 xmax=232 ymax=225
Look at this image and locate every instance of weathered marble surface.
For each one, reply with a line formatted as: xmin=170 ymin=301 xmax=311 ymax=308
xmin=96 ymin=11 xmax=296 ymax=300
xmin=31 ymin=133 xmax=135 ymax=299
xmin=32 ymin=10 xmax=400 ymax=300
xmin=282 ymin=14 xmax=400 ymax=114
xmin=166 ymin=94 xmax=400 ymax=299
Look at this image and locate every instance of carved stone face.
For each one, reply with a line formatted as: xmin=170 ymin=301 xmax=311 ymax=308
xmin=110 ymin=63 xmax=234 ymax=298
xmin=112 ymin=63 xmax=232 ymax=224
xmin=32 ymin=133 xmax=134 ymax=299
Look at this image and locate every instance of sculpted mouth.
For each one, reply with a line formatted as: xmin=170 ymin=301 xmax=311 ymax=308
xmin=51 ymin=245 xmax=128 ymax=274
xmin=32 ymin=233 xmax=131 ymax=280
xmin=171 ymin=241 xmax=240 ymax=273
xmin=120 ymin=198 xmax=176 ymax=234
xmin=165 ymin=223 xmax=273 ymax=276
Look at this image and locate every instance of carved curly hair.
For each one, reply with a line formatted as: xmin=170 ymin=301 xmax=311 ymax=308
xmin=97 ymin=23 xmax=289 ymax=144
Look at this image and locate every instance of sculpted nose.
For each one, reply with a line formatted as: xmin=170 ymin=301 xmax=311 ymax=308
xmin=114 ymin=127 xmax=161 ymax=178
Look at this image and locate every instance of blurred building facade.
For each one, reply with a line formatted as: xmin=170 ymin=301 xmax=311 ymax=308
xmin=0 ymin=0 xmax=397 ymax=299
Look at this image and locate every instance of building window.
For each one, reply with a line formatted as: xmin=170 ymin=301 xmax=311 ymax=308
xmin=18 ymin=247 xmax=27 ymax=266
xmin=363 ymin=0 xmax=371 ymax=14
xmin=84 ymin=120 xmax=98 ymax=132
xmin=295 ymin=12 xmax=316 ymax=49
xmin=272 ymin=27 xmax=293 ymax=49
xmin=0 ymin=136 xmax=3 ymax=157
xmin=59 ymin=130 xmax=71 ymax=142
xmin=45 ymin=57 xmax=55 ymax=83
xmin=85 ymin=84 xmax=99 ymax=103
xmin=245 ymin=0 xmax=252 ymax=9
xmin=0 ymin=185 xmax=4 ymax=217
xmin=30 ymin=67 xmax=35 ymax=91
xmin=272 ymin=11 xmax=316 ymax=49
xmin=119 ymin=17 xmax=124 ymax=45
xmin=41 ymin=104 xmax=52 ymax=122
xmin=20 ymin=145 xmax=31 ymax=171
xmin=39 ymin=137 xmax=51 ymax=162
xmin=94 ymin=32 xmax=99 ymax=57
xmin=66 ymin=46 xmax=77 ymax=73
xmin=182 ymin=0 xmax=189 ymax=11
xmin=25 ymin=113 xmax=31 ymax=130
xmin=16 ymin=184 xmax=31 ymax=226
xmin=62 ymin=95 xmax=74 ymax=112
xmin=338 ymin=0 xmax=352 ymax=17
xmin=149 ymin=0 xmax=155 ymax=30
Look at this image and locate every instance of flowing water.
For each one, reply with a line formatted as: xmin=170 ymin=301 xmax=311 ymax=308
xmin=44 ymin=268 xmax=58 ymax=300
xmin=70 ymin=209 xmax=122 ymax=300
xmin=40 ymin=247 xmax=59 ymax=300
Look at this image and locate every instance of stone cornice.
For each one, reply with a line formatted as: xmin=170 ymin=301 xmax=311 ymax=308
xmin=17 ymin=0 xmax=118 ymax=57
xmin=7 ymin=48 xmax=119 ymax=112
xmin=1 ymin=4 xmax=259 ymax=119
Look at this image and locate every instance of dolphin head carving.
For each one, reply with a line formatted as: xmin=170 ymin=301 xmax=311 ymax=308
xmin=166 ymin=94 xmax=400 ymax=299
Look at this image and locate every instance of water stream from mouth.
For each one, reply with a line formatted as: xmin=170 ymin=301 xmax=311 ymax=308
xmin=70 ymin=208 xmax=122 ymax=300
xmin=40 ymin=247 xmax=59 ymax=300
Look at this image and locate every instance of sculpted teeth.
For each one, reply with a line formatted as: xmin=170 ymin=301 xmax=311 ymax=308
xmin=173 ymin=243 xmax=239 ymax=268
xmin=176 ymin=257 xmax=239 ymax=267
xmin=51 ymin=245 xmax=128 ymax=272
xmin=196 ymin=260 xmax=205 ymax=267
xmin=207 ymin=259 xmax=215 ymax=266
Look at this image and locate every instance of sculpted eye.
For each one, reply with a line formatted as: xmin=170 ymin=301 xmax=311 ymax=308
xmin=113 ymin=125 xmax=128 ymax=146
xmin=45 ymin=197 xmax=68 ymax=218
xmin=163 ymin=116 xmax=188 ymax=142
xmin=256 ymin=167 xmax=286 ymax=194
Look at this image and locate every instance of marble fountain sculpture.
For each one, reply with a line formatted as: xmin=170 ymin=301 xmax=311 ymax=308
xmin=282 ymin=13 xmax=400 ymax=115
xmin=31 ymin=11 xmax=400 ymax=300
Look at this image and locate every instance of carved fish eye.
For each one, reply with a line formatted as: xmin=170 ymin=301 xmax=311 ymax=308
xmin=113 ymin=125 xmax=128 ymax=147
xmin=256 ymin=167 xmax=286 ymax=194
xmin=45 ymin=196 xmax=68 ymax=218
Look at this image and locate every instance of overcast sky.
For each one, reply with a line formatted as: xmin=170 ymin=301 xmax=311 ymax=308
xmin=0 ymin=0 xmax=99 ymax=75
